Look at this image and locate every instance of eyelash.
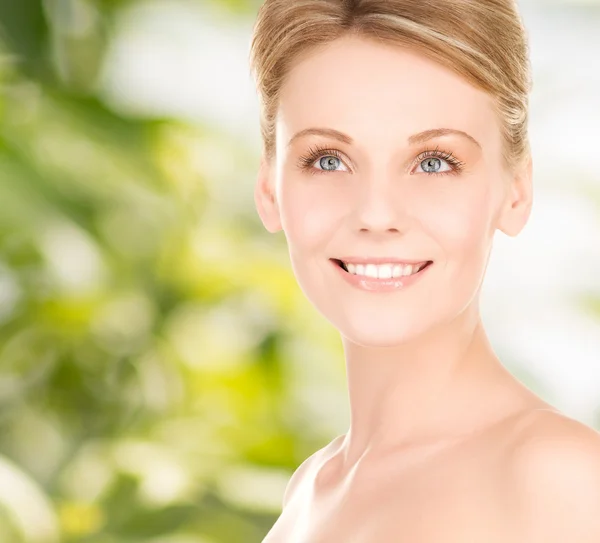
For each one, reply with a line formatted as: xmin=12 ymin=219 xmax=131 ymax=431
xmin=296 ymin=144 xmax=466 ymax=177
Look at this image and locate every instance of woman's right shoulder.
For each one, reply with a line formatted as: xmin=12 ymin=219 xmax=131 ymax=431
xmin=282 ymin=434 xmax=346 ymax=509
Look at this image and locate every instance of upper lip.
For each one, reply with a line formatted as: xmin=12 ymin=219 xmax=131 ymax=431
xmin=333 ymin=257 xmax=432 ymax=265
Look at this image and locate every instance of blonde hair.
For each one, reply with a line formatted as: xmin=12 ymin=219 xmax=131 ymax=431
xmin=249 ymin=0 xmax=532 ymax=174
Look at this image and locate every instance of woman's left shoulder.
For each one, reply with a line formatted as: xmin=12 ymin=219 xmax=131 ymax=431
xmin=509 ymin=408 xmax=600 ymax=464
xmin=501 ymin=409 xmax=600 ymax=542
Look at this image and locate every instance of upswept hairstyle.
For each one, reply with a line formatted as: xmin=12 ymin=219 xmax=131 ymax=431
xmin=249 ymin=0 xmax=532 ymax=174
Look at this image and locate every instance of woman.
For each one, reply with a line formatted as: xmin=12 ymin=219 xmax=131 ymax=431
xmin=249 ymin=1 xmax=600 ymax=541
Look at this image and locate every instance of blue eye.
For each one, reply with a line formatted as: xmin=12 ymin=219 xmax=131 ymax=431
xmin=297 ymin=145 xmax=348 ymax=175
xmin=416 ymin=156 xmax=452 ymax=175
xmin=317 ymin=155 xmax=345 ymax=172
xmin=297 ymin=145 xmax=465 ymax=177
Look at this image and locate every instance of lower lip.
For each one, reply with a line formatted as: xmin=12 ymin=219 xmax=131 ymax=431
xmin=330 ymin=260 xmax=433 ymax=292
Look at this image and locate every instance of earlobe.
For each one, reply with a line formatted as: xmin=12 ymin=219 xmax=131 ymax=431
xmin=254 ymin=155 xmax=282 ymax=233
xmin=497 ymin=155 xmax=533 ymax=238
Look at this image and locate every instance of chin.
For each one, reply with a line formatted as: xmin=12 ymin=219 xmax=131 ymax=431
xmin=335 ymin=317 xmax=430 ymax=348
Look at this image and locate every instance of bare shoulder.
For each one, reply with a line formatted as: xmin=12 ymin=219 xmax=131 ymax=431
xmin=502 ymin=410 xmax=600 ymax=542
xmin=507 ymin=409 xmax=600 ymax=474
xmin=281 ymin=434 xmax=345 ymax=509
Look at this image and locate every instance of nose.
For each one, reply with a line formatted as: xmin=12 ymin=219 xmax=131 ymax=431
xmin=352 ymin=174 xmax=409 ymax=234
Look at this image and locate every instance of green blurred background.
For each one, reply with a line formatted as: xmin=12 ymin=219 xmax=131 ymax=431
xmin=0 ymin=0 xmax=599 ymax=542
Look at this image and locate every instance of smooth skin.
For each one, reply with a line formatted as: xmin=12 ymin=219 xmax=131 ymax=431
xmin=254 ymin=36 xmax=600 ymax=542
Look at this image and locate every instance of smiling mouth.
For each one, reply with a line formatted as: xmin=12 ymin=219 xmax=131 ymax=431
xmin=331 ymin=259 xmax=433 ymax=277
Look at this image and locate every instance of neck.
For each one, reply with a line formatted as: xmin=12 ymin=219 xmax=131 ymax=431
xmin=338 ymin=304 xmax=524 ymax=470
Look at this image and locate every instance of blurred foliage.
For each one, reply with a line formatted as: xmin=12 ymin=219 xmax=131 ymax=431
xmin=0 ymin=1 xmax=344 ymax=542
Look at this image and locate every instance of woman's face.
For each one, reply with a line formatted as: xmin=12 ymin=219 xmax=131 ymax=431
xmin=257 ymin=36 xmax=531 ymax=347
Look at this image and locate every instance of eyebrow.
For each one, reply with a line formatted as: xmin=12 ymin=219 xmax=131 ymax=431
xmin=287 ymin=127 xmax=482 ymax=150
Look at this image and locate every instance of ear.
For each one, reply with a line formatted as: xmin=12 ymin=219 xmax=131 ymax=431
xmin=497 ymin=154 xmax=533 ymax=237
xmin=254 ymin=154 xmax=282 ymax=233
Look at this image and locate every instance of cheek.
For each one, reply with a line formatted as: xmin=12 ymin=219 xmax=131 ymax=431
xmin=417 ymin=188 xmax=495 ymax=285
xmin=279 ymin=182 xmax=343 ymax=249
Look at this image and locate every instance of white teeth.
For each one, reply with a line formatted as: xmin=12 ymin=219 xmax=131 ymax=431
xmin=365 ymin=264 xmax=378 ymax=278
xmin=378 ymin=264 xmax=393 ymax=279
xmin=342 ymin=261 xmax=427 ymax=278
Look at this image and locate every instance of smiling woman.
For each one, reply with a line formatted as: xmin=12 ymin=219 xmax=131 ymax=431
xmin=248 ymin=1 xmax=600 ymax=542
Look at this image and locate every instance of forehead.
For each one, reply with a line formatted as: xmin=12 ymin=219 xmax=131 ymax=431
xmin=276 ymin=36 xmax=500 ymax=154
